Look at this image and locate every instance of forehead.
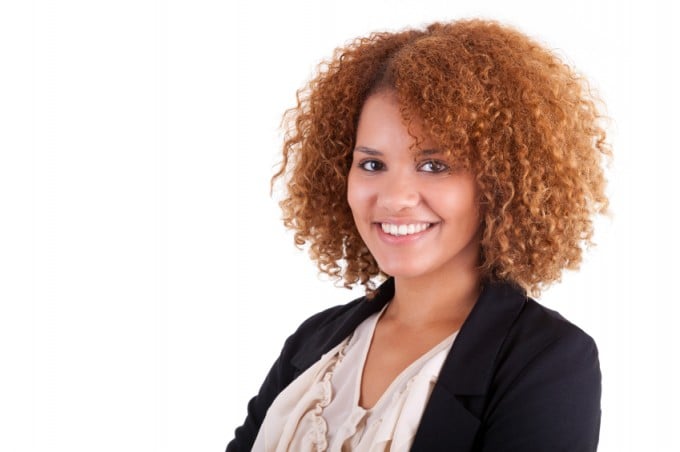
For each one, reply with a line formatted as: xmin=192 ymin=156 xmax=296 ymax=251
xmin=356 ymin=93 xmax=437 ymax=152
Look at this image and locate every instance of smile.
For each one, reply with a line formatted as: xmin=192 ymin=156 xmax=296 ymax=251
xmin=380 ymin=222 xmax=433 ymax=236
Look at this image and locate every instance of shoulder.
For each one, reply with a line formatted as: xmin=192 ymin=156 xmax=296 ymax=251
xmin=502 ymin=298 xmax=599 ymax=370
xmin=278 ymin=279 xmax=394 ymax=380
xmin=479 ymin=298 xmax=601 ymax=450
xmin=493 ymin=297 xmax=600 ymax=393
xmin=281 ymin=295 xmax=376 ymax=374
xmin=288 ymin=296 xmax=366 ymax=340
xmin=280 ymin=296 xmax=367 ymax=361
xmin=443 ymin=280 xmax=599 ymax=400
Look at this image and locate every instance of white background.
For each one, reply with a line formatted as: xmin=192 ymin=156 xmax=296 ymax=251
xmin=0 ymin=0 xmax=678 ymax=451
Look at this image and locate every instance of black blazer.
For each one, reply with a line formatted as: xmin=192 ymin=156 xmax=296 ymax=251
xmin=227 ymin=278 xmax=601 ymax=451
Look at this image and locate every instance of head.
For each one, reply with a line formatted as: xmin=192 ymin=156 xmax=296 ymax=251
xmin=273 ymin=19 xmax=610 ymax=296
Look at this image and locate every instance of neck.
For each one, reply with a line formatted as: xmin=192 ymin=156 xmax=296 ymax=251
xmin=384 ymin=246 xmax=482 ymax=329
xmin=382 ymin=230 xmax=481 ymax=331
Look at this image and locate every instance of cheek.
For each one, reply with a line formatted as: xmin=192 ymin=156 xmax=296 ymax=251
xmin=438 ymin=181 xmax=480 ymax=224
xmin=346 ymin=171 xmax=371 ymax=212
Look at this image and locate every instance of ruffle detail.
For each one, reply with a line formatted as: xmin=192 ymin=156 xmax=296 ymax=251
xmin=300 ymin=334 xmax=352 ymax=451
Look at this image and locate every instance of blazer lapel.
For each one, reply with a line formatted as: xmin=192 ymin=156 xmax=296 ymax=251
xmin=410 ymin=280 xmax=528 ymax=451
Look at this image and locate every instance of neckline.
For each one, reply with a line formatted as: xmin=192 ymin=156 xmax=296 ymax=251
xmin=352 ymin=304 xmax=458 ymax=412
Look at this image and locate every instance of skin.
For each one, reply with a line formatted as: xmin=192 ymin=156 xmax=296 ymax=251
xmin=347 ymin=91 xmax=483 ymax=408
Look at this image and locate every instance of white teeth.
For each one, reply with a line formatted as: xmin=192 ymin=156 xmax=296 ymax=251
xmin=380 ymin=223 xmax=431 ymax=236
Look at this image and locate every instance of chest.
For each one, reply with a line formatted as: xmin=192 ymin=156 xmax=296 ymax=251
xmin=359 ymin=323 xmax=457 ymax=409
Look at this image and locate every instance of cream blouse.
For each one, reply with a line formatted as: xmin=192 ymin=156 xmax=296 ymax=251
xmin=252 ymin=306 xmax=458 ymax=452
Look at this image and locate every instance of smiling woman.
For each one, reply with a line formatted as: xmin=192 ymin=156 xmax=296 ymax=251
xmin=227 ymin=18 xmax=609 ymax=452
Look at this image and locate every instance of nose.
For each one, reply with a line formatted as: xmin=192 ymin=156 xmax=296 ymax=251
xmin=376 ymin=172 xmax=420 ymax=212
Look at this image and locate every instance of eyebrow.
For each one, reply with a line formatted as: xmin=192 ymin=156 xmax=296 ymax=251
xmin=417 ymin=149 xmax=442 ymax=157
xmin=353 ymin=146 xmax=383 ymax=156
xmin=353 ymin=146 xmax=443 ymax=157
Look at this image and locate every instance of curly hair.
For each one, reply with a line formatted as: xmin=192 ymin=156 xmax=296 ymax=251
xmin=272 ymin=19 xmax=610 ymax=296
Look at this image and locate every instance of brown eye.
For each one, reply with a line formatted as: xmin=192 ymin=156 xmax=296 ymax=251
xmin=358 ymin=160 xmax=385 ymax=172
xmin=419 ymin=160 xmax=449 ymax=173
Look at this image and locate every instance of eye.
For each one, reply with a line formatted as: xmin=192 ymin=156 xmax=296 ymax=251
xmin=418 ymin=159 xmax=449 ymax=173
xmin=357 ymin=159 xmax=385 ymax=172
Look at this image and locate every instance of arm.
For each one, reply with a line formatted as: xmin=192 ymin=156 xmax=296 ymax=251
xmin=479 ymin=330 xmax=602 ymax=452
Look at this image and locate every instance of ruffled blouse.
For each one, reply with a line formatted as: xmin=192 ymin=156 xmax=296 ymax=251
xmin=252 ymin=305 xmax=458 ymax=451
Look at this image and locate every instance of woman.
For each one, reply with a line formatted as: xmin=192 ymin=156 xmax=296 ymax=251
xmin=227 ymin=18 xmax=609 ymax=451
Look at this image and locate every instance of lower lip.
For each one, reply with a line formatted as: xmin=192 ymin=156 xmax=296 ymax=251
xmin=375 ymin=223 xmax=437 ymax=244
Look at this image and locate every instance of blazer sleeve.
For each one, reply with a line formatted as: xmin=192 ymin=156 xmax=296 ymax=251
xmin=225 ymin=334 xmax=298 ymax=452
xmin=478 ymin=328 xmax=602 ymax=452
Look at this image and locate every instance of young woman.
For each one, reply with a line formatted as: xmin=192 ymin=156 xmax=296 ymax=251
xmin=227 ymin=18 xmax=609 ymax=452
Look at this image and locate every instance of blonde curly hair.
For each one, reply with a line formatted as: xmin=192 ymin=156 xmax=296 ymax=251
xmin=273 ymin=19 xmax=610 ymax=296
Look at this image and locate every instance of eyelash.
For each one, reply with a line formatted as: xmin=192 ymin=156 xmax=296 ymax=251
xmin=357 ymin=159 xmax=450 ymax=173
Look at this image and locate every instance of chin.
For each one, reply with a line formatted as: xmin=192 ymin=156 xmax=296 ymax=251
xmin=376 ymin=260 xmax=430 ymax=280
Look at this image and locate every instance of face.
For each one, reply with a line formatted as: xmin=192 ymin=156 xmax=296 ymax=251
xmin=347 ymin=92 xmax=481 ymax=283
